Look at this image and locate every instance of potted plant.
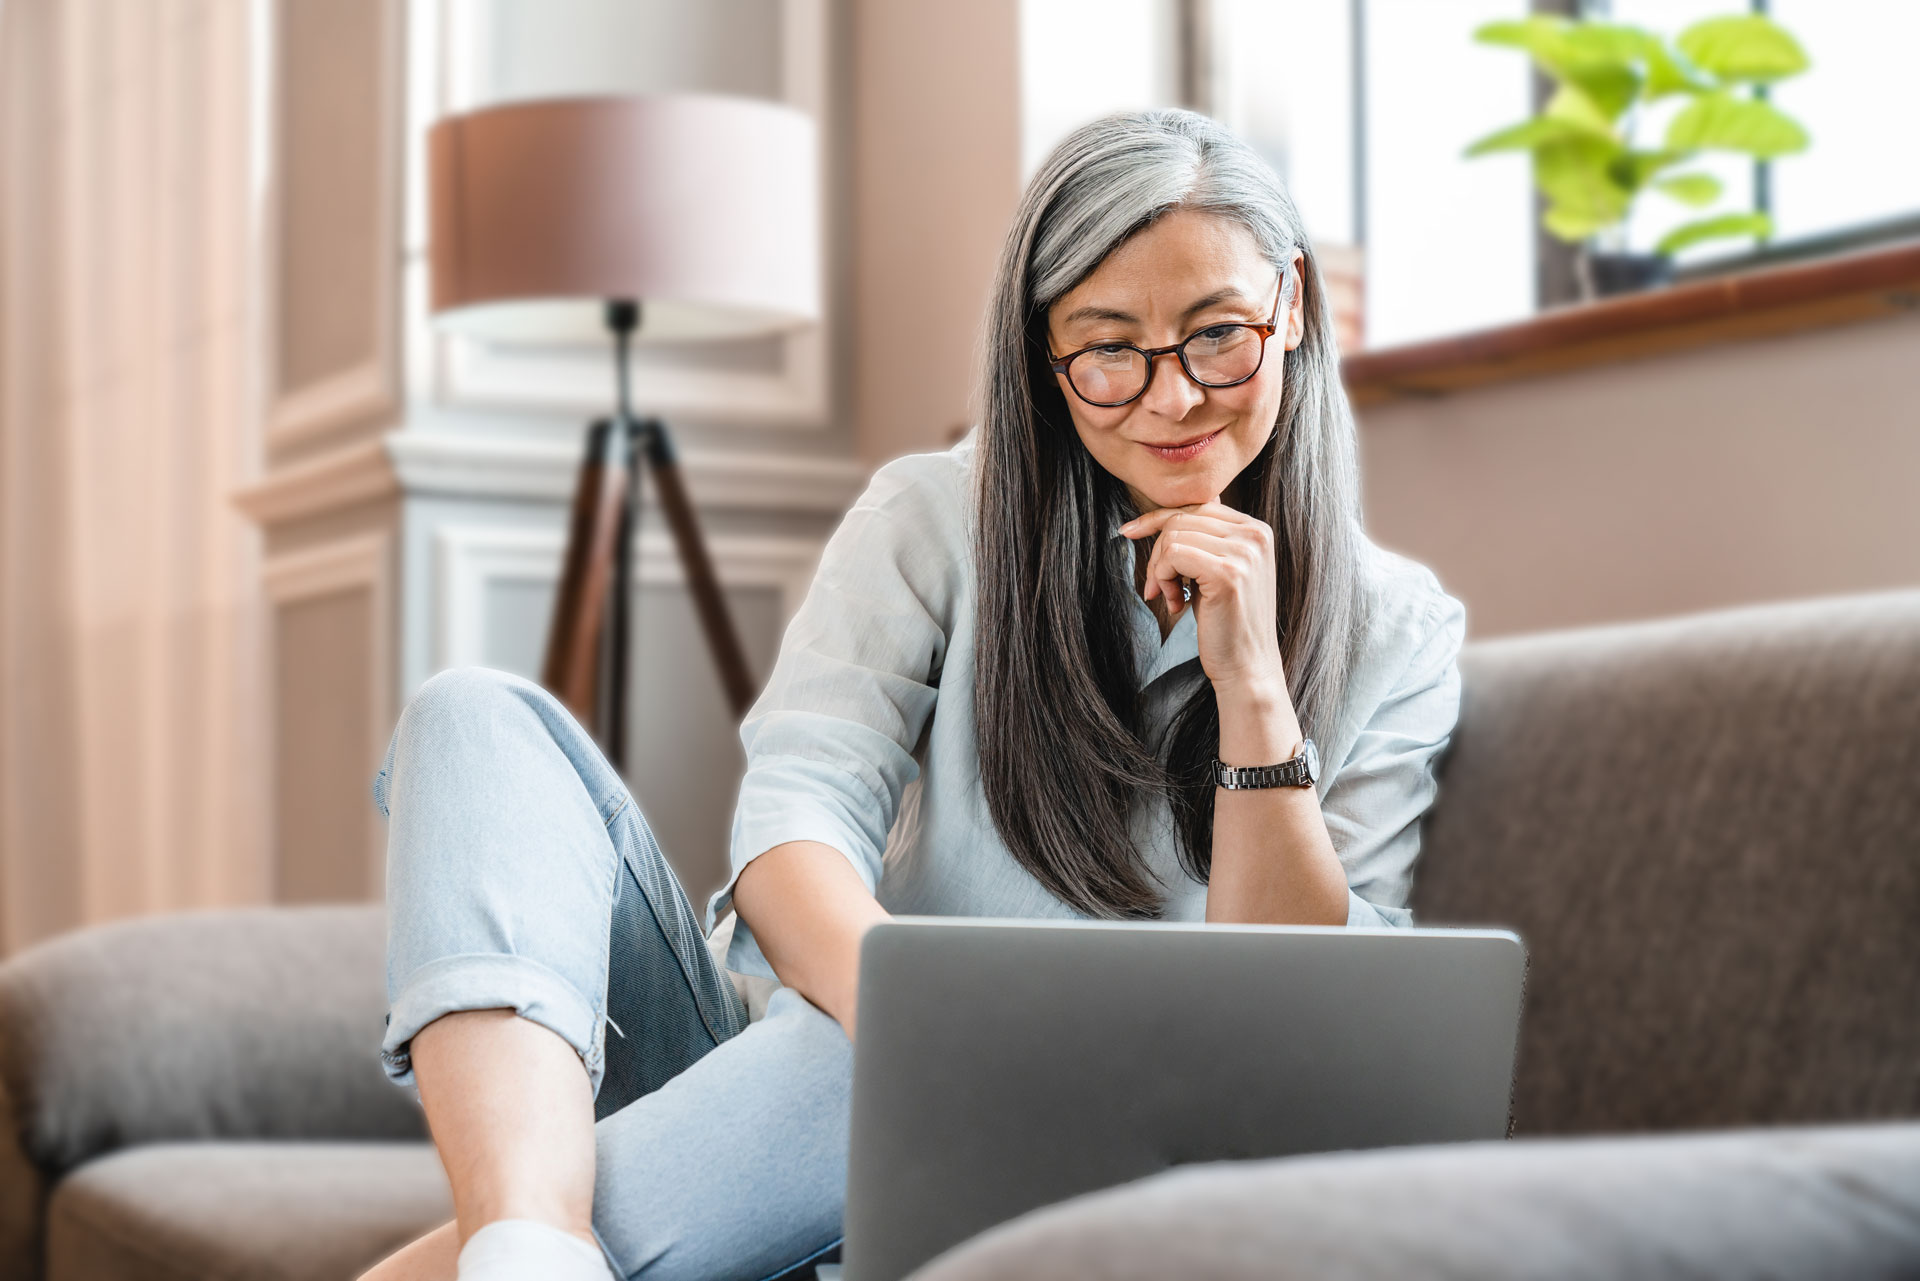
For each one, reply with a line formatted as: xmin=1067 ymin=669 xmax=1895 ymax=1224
xmin=1464 ymin=12 xmax=1810 ymax=299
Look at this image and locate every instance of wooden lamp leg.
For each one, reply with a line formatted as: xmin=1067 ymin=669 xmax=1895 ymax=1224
xmin=541 ymin=417 xmax=630 ymax=730
xmin=637 ymin=417 xmax=756 ymax=721
xmin=540 ymin=299 xmax=758 ymax=775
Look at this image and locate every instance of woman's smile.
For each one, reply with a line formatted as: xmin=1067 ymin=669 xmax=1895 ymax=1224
xmin=1142 ymin=427 xmax=1224 ymax=462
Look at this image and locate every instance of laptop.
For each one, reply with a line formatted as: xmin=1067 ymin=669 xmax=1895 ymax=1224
xmin=830 ymin=917 xmax=1525 ymax=1281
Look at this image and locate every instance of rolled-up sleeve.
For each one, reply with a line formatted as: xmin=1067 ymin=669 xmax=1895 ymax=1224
xmin=705 ymin=458 xmax=956 ymax=975
xmin=1322 ymin=586 xmax=1467 ymax=929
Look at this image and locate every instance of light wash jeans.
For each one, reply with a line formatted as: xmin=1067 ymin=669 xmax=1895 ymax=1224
xmin=374 ymin=666 xmax=851 ymax=1281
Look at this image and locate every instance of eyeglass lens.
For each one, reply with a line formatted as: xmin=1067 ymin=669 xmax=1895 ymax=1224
xmin=1069 ymin=325 xmax=1264 ymax=406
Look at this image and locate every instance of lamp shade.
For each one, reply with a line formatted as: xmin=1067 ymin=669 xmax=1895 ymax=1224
xmin=428 ymin=94 xmax=820 ymax=342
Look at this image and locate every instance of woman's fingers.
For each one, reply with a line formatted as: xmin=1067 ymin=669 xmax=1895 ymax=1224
xmin=1148 ymin=538 xmax=1233 ymax=613
xmin=1126 ymin=503 xmax=1275 ymax=614
xmin=1163 ymin=549 xmax=1230 ymax=613
xmin=1142 ymin=527 xmax=1244 ymax=608
xmin=1123 ymin=507 xmax=1245 ymax=542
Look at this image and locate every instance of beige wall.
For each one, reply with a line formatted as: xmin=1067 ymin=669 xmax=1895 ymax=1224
xmin=852 ymin=0 xmax=1023 ymax=465
xmin=1357 ymin=312 xmax=1920 ymax=639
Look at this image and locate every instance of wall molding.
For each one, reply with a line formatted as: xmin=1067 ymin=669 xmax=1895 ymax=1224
xmin=385 ymin=431 xmax=869 ymax=512
xmin=432 ymin=523 xmax=823 ymax=671
xmin=235 ymin=430 xmax=870 ymax=526
xmin=234 ymin=437 xmax=399 ymax=525
xmin=266 ymin=360 xmax=400 ymax=451
xmin=262 ymin=530 xmax=392 ymax=605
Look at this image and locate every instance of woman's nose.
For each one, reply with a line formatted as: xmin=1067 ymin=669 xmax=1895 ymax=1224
xmin=1140 ymin=349 xmax=1205 ymax=418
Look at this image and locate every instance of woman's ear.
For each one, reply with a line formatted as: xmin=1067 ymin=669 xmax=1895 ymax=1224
xmin=1283 ymin=249 xmax=1307 ymax=351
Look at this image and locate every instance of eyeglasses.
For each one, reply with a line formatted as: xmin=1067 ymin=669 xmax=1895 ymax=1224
xmin=1046 ymin=271 xmax=1285 ymax=409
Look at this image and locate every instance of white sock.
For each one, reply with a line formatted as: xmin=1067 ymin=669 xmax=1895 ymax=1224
xmin=456 ymin=1218 xmax=616 ymax=1281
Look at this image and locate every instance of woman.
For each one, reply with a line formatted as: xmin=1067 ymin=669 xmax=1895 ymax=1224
xmin=363 ymin=108 xmax=1465 ymax=1281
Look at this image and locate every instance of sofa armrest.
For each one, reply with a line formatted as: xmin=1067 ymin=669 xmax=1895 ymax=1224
xmin=0 ymin=905 xmax=426 ymax=1180
xmin=0 ymin=1075 xmax=42 ymax=1281
xmin=912 ymin=1124 xmax=1920 ymax=1281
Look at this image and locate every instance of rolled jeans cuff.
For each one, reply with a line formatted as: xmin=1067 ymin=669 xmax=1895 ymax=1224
xmin=381 ymin=952 xmax=605 ymax=1095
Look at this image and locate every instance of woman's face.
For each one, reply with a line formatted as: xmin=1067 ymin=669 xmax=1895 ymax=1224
xmin=1044 ymin=208 xmax=1304 ymax=517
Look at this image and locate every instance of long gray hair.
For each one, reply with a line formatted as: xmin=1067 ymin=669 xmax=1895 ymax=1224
xmin=971 ymin=108 xmax=1367 ymax=918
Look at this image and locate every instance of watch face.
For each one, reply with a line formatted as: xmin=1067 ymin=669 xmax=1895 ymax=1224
xmin=1302 ymin=738 xmax=1320 ymax=784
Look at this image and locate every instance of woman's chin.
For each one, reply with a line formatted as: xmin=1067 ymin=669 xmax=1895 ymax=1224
xmin=1133 ymin=472 xmax=1227 ymax=510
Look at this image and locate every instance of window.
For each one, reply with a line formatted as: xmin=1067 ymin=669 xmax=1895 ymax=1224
xmin=1758 ymin=1 xmax=1920 ymax=243
xmin=1024 ymin=0 xmax=1917 ymax=350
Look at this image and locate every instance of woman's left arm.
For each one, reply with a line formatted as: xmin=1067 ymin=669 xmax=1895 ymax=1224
xmin=1211 ymin=590 xmax=1466 ymax=926
xmin=1207 ymin=677 xmax=1349 ymax=925
xmin=1123 ymin=503 xmax=1465 ymax=927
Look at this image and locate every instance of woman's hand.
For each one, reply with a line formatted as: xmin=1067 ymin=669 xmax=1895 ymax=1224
xmin=1122 ymin=502 xmax=1343 ymax=925
xmin=1119 ymin=501 xmax=1287 ymax=697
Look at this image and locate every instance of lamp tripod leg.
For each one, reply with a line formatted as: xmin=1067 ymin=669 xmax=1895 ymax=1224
xmin=603 ymin=416 xmax=642 ymax=773
xmin=544 ymin=297 xmax=757 ymax=779
xmin=633 ymin=418 xmax=757 ymax=722
xmin=541 ymin=418 xmax=628 ymax=734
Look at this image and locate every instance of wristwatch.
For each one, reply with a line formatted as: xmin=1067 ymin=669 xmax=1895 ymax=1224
xmin=1212 ymin=739 xmax=1319 ymax=790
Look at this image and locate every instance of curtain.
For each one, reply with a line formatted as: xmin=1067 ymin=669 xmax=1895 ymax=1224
xmin=0 ymin=0 xmax=267 ymax=955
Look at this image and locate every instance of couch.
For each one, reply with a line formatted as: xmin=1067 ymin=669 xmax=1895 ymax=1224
xmin=2 ymin=589 xmax=1917 ymax=1280
xmin=917 ymin=587 xmax=1920 ymax=1279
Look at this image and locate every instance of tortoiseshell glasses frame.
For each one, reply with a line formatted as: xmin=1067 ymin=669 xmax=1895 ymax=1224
xmin=1045 ymin=270 xmax=1286 ymax=409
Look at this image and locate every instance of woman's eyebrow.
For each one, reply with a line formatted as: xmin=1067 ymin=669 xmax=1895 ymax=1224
xmin=1058 ymin=288 xmax=1255 ymax=330
xmin=1177 ymin=287 xmax=1254 ymax=318
xmin=1058 ymin=303 xmax=1137 ymax=327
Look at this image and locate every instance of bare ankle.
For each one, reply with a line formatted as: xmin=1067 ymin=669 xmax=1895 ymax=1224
xmin=455 ymin=1197 xmax=594 ymax=1249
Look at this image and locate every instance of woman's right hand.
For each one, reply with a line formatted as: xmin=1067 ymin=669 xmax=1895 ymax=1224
xmin=731 ymin=840 xmax=891 ymax=1040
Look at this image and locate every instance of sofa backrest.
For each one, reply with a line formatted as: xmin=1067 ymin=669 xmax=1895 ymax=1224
xmin=1413 ymin=590 xmax=1920 ymax=1136
xmin=0 ymin=904 xmax=427 ymax=1180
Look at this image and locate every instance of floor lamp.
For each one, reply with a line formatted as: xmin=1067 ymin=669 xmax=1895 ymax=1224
xmin=426 ymin=95 xmax=821 ymax=772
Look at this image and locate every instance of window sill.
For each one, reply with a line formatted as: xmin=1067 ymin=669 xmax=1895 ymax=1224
xmin=1341 ymin=238 xmax=1920 ymax=408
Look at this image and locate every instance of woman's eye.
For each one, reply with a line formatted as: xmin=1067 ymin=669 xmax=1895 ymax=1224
xmin=1194 ymin=325 xmax=1236 ymax=342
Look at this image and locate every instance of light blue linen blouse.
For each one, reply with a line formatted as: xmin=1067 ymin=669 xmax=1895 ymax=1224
xmin=705 ymin=427 xmax=1467 ymax=979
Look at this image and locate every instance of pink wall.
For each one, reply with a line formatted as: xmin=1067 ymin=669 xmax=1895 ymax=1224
xmin=852 ymin=0 xmax=1023 ymax=466
xmin=1357 ymin=312 xmax=1920 ymax=639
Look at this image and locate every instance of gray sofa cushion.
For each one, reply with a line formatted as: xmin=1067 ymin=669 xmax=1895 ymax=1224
xmin=46 ymin=1142 xmax=450 ymax=1281
xmin=0 ymin=906 xmax=427 ymax=1179
xmin=1413 ymin=591 xmax=1920 ymax=1134
xmin=910 ymin=1123 xmax=1920 ymax=1281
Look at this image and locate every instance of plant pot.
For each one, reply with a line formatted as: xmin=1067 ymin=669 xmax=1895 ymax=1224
xmin=1578 ymin=250 xmax=1675 ymax=299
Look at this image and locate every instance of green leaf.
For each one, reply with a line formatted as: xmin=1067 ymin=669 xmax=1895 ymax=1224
xmin=1543 ymin=83 xmax=1617 ymax=136
xmin=1472 ymin=16 xmax=1641 ymax=118
xmin=1637 ymin=34 xmax=1710 ymax=99
xmin=1653 ymin=172 xmax=1724 ymax=207
xmin=1463 ymin=83 xmax=1619 ymax=158
xmin=1666 ymin=91 xmax=1809 ymax=158
xmin=1563 ymin=23 xmax=1710 ymax=100
xmin=1473 ymin=16 xmax=1575 ymax=57
xmin=1464 ymin=117 xmax=1587 ymax=157
xmin=1655 ymin=211 xmax=1773 ymax=256
xmin=1543 ymin=203 xmax=1615 ymax=242
xmin=1532 ymin=136 xmax=1632 ymax=237
xmin=1677 ymin=15 xmax=1810 ymax=84
xmin=1610 ymin=148 xmax=1691 ymax=193
xmin=1563 ymin=64 xmax=1642 ymax=120
xmin=1464 ymin=119 xmax=1546 ymax=157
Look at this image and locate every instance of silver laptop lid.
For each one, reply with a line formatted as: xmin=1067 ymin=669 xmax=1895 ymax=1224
xmin=841 ymin=918 xmax=1525 ymax=1281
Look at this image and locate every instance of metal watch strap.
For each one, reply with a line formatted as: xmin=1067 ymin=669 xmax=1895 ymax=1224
xmin=1212 ymin=739 xmax=1317 ymax=790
